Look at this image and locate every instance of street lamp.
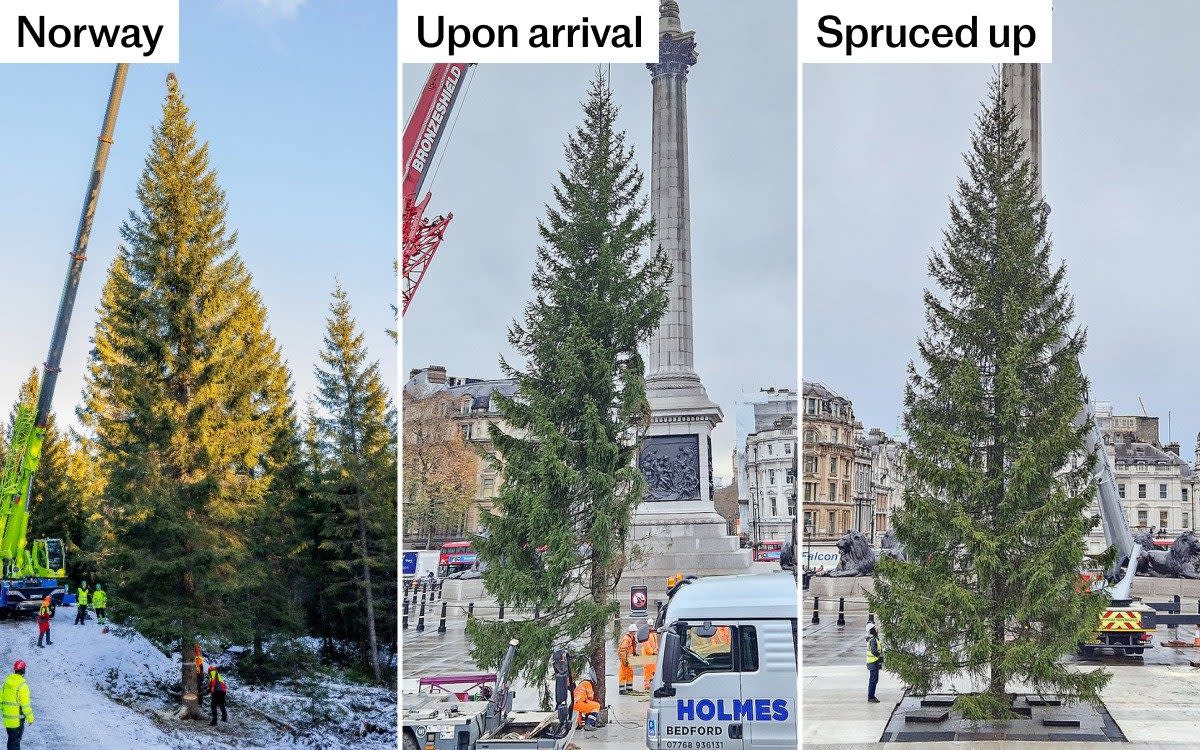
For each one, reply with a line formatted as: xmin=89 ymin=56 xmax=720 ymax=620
xmin=804 ymin=519 xmax=814 ymax=571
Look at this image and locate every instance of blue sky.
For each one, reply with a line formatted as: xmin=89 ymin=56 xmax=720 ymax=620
xmin=0 ymin=1 xmax=396 ymax=431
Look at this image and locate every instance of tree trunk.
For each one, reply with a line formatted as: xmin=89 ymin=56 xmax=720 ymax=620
xmin=988 ymin=615 xmax=1006 ymax=709
xmin=588 ymin=561 xmax=609 ymax=705
xmin=358 ymin=492 xmax=382 ymax=682
xmin=181 ymin=639 xmax=204 ymax=719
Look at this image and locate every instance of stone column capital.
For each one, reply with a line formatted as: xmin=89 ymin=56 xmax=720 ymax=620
xmin=647 ymin=33 xmax=698 ymax=79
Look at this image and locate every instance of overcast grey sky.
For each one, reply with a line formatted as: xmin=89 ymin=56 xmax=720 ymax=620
xmin=805 ymin=0 xmax=1200 ymax=452
xmin=403 ymin=0 xmax=797 ymax=481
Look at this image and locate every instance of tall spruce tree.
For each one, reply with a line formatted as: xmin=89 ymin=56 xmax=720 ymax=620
xmin=314 ymin=284 xmax=397 ymax=682
xmin=81 ymin=73 xmax=298 ymax=718
xmin=466 ymin=71 xmax=670 ymax=705
xmin=869 ymin=73 xmax=1110 ymax=718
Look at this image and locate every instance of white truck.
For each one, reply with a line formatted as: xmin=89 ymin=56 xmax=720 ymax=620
xmin=645 ymin=573 xmax=798 ymax=750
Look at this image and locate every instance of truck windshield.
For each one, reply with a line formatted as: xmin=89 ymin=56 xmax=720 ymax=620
xmin=673 ymin=624 xmax=740 ymax=682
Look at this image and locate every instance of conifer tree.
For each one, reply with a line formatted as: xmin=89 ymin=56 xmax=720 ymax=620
xmin=314 ymin=284 xmax=397 ymax=682
xmin=466 ymin=71 xmax=670 ymax=705
xmin=869 ymin=73 xmax=1110 ymax=718
xmin=81 ymin=74 xmax=297 ymax=718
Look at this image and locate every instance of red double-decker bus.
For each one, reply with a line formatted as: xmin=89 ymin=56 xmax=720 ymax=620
xmin=438 ymin=540 xmax=478 ymax=577
xmin=754 ymin=540 xmax=784 ymax=562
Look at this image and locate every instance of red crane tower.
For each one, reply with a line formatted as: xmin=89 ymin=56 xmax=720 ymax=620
xmin=402 ymin=63 xmax=474 ymax=315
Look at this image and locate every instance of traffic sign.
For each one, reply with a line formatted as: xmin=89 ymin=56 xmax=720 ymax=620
xmin=631 ymin=585 xmax=648 ymax=615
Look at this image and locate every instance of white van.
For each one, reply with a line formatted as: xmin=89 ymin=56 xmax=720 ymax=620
xmin=645 ymin=573 xmax=797 ymax=749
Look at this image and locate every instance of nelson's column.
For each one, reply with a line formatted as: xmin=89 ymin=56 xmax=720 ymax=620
xmin=623 ymin=0 xmax=752 ymax=588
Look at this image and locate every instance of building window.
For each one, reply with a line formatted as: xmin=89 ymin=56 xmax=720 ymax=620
xmin=804 ymin=483 xmax=815 ymax=501
xmin=804 ymin=456 xmax=817 ymax=474
xmin=827 ymin=511 xmax=836 ymax=533
xmin=461 ymin=424 xmax=472 ymax=441
xmin=829 ymin=483 xmax=837 ymax=502
xmin=787 ymin=495 xmax=796 ymax=517
xmin=1118 ymin=484 xmax=1125 ymax=499
xmin=768 ymin=469 xmax=776 ymax=484
xmin=770 ymin=495 xmax=778 ymax=517
xmin=461 ymin=398 xmax=471 ymax=415
xmin=830 ymin=427 xmax=839 ymax=443
xmin=1160 ymin=484 xmax=1168 ymax=499
xmin=482 ymin=477 xmax=494 ymax=489
xmin=803 ymin=510 xmax=814 ymax=531
xmin=1185 ymin=488 xmax=1190 ymax=502
xmin=829 ymin=457 xmax=838 ymax=475
xmin=843 ymin=482 xmax=850 ymax=501
xmin=844 ymin=463 xmax=850 ymax=479
xmin=784 ymin=442 xmax=792 ymax=455
xmin=786 ymin=469 xmax=796 ymax=484
xmin=804 ymin=429 xmax=816 ymax=443
xmin=1138 ymin=484 xmax=1147 ymax=499
xmin=768 ymin=444 xmax=774 ymax=455
xmin=806 ymin=398 xmax=817 ymax=415
xmin=1185 ymin=512 xmax=1191 ymax=529
xmin=1138 ymin=509 xmax=1148 ymax=526
xmin=1160 ymin=510 xmax=1169 ymax=530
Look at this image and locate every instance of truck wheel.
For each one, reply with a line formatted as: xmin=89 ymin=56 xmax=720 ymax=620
xmin=402 ymin=730 xmax=420 ymax=750
xmin=1077 ymin=645 xmax=1095 ymax=659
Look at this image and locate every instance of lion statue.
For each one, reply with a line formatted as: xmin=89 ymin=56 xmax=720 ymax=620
xmin=1130 ymin=531 xmax=1200 ymax=579
xmin=820 ymin=530 xmax=877 ymax=578
xmin=877 ymin=529 xmax=906 ymax=562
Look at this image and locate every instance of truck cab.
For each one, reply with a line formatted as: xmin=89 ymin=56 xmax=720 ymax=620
xmin=645 ymin=573 xmax=797 ymax=750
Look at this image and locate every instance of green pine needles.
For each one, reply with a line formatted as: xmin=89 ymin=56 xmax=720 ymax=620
xmin=466 ymin=70 xmax=671 ymax=704
xmin=82 ymin=74 xmax=300 ymax=711
xmin=869 ymin=71 xmax=1111 ymax=719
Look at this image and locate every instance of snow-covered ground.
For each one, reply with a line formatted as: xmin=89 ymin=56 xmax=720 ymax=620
xmin=0 ymin=609 xmax=395 ymax=750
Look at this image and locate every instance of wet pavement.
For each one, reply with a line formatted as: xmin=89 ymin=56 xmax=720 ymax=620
xmin=401 ymin=617 xmax=648 ymax=749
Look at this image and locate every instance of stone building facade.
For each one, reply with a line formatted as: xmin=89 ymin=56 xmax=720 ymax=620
xmin=744 ymin=410 xmax=798 ymax=545
xmin=802 ymin=381 xmax=861 ymax=542
xmin=862 ymin=428 xmax=906 ymax=539
xmin=404 ymin=365 xmax=517 ymax=536
xmin=1090 ymin=403 xmax=1198 ymax=546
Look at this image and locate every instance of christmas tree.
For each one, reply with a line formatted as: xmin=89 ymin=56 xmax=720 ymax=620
xmin=81 ymin=74 xmax=298 ymax=717
xmin=869 ymin=72 xmax=1111 ymax=718
xmin=466 ymin=70 xmax=671 ymax=705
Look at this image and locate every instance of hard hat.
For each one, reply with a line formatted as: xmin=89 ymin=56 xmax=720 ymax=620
xmin=13 ymin=660 xmax=25 ymax=672
xmin=95 ymin=584 xmax=102 ymax=590
xmin=579 ymin=663 xmax=597 ymax=685
xmin=627 ymin=624 xmax=637 ymax=633
xmin=42 ymin=596 xmax=51 ymax=604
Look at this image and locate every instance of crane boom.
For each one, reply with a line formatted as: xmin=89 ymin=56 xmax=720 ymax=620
xmin=36 ymin=64 xmax=129 ymax=430
xmin=402 ymin=63 xmax=473 ymax=315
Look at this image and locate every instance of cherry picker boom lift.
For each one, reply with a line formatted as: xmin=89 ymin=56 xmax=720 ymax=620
xmin=0 ymin=64 xmax=128 ymax=615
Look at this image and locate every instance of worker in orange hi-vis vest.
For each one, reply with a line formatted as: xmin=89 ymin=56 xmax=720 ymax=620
xmin=641 ymin=628 xmax=659 ymax=691
xmin=572 ymin=664 xmax=601 ymax=730
xmin=711 ymin=625 xmax=731 ymax=647
xmin=617 ymin=624 xmax=637 ymax=695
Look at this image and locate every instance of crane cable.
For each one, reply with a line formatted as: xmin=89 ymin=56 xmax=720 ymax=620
xmin=425 ymin=64 xmax=476 ymax=197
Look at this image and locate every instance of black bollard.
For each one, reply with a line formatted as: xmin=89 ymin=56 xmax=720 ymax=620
xmin=403 ymin=606 xmax=409 ymax=630
xmin=468 ymin=602 xmax=475 ymax=618
xmin=417 ymin=599 xmax=426 ymax=632
xmin=837 ymin=597 xmax=846 ymax=627
xmin=438 ymin=601 xmax=448 ymax=634
xmin=499 ymin=602 xmax=505 ymax=620
xmin=811 ymin=596 xmax=820 ymax=624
